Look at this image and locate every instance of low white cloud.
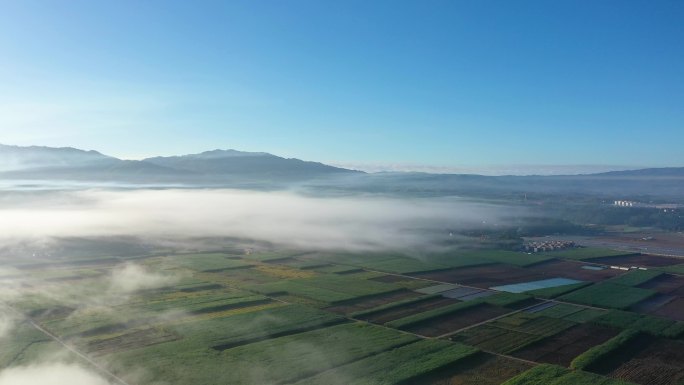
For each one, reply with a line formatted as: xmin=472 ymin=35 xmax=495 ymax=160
xmin=0 ymin=313 xmax=15 ymax=340
xmin=109 ymin=263 xmax=176 ymax=294
xmin=0 ymin=189 xmax=518 ymax=251
xmin=0 ymin=363 xmax=113 ymax=385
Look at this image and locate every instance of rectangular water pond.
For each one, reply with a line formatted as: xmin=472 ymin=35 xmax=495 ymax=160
xmin=490 ymin=277 xmax=583 ymax=293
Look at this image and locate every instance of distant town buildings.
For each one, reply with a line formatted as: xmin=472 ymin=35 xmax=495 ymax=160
xmin=613 ymin=200 xmax=683 ymax=210
xmin=522 ymin=240 xmax=576 ymax=253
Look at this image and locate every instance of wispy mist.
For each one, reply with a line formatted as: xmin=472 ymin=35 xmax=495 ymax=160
xmin=0 ymin=363 xmax=113 ymax=385
xmin=0 ymin=189 xmax=519 ymax=251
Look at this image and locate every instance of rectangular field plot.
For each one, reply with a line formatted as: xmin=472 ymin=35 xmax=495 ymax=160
xmin=512 ymin=324 xmax=620 ymax=367
xmin=491 ymin=277 xmax=584 ymax=293
xmin=586 ymin=254 xmax=683 ymax=268
xmin=408 ymin=353 xmax=533 ymax=385
xmin=559 ymin=283 xmax=656 ymax=309
xmin=452 ymin=313 xmax=577 ymax=354
xmin=410 ymin=264 xmax=547 ymax=289
xmin=391 ymin=302 xmax=511 ymax=337
xmin=109 ymin=322 xmax=417 ymax=385
xmin=526 ymin=302 xmax=607 ymax=323
xmin=527 ymin=259 xmax=626 ymax=281
xmin=292 ymin=340 xmax=478 ymax=385
xmin=638 ymin=274 xmax=684 ymax=295
xmin=166 ymin=253 xmax=253 ymax=272
xmin=502 ymin=364 xmax=636 ymax=385
xmin=324 ymin=289 xmax=421 ymax=314
xmin=603 ymin=338 xmax=684 ymax=385
xmin=352 ymin=296 xmax=460 ymax=324
xmin=174 ymin=304 xmax=344 ymax=351
xmin=649 ymin=297 xmax=684 ymax=321
xmin=247 ymin=274 xmax=402 ymax=304
xmin=539 ymin=248 xmax=633 ymax=260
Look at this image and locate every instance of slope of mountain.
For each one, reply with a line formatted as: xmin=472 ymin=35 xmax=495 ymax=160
xmin=0 ymin=145 xmax=359 ymax=183
xmin=0 ymin=144 xmax=114 ymax=171
xmin=143 ymin=149 xmax=357 ymax=178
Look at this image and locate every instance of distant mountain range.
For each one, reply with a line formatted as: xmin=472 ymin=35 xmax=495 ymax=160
xmin=0 ymin=144 xmax=357 ymax=183
xmin=1 ymin=144 xmax=683 ymax=199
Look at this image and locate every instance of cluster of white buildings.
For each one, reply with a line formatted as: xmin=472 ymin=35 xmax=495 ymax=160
xmin=522 ymin=240 xmax=576 ymax=253
xmin=613 ymin=200 xmax=683 ymax=210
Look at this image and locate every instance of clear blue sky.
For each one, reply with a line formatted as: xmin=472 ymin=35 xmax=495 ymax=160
xmin=1 ymin=0 xmax=682 ymax=171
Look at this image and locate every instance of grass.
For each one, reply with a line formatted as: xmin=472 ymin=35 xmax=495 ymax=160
xmin=562 ymin=308 xmax=607 ymax=323
xmin=292 ymin=339 xmax=479 ymax=385
xmin=559 ymin=283 xmax=656 ymax=309
xmin=592 ymin=309 xmax=684 ymax=337
xmin=570 ymin=329 xmax=641 ymax=370
xmin=655 ymin=263 xmax=684 ymax=275
xmin=350 ymin=294 xmax=438 ymax=319
xmin=169 ymin=304 xmax=344 ymax=349
xmin=247 ymin=274 xmax=401 ymax=304
xmin=502 ymin=364 xmax=637 ymax=385
xmin=464 ymin=250 xmax=554 ymax=267
xmin=539 ymin=248 xmax=634 ymax=261
xmin=606 ymin=270 xmax=662 ymax=286
xmin=482 ymin=292 xmax=533 ymax=307
xmin=533 ymin=303 xmax=585 ymax=319
xmin=385 ymin=301 xmax=481 ymax=329
xmin=526 ymin=282 xmax=591 ymax=298
xmin=492 ymin=313 xmax=576 ymax=337
xmin=110 ymin=322 xmax=417 ymax=385
xmin=166 ymin=253 xmax=253 ymax=272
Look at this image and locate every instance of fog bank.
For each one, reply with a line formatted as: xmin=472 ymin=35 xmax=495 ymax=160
xmin=0 ymin=189 xmax=520 ymax=251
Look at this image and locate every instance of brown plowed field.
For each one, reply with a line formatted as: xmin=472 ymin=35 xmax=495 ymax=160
xmin=409 ymin=264 xmax=546 ymax=288
xmin=587 ymin=254 xmax=682 ymax=268
xmin=403 ymin=303 xmax=510 ymax=337
xmin=608 ymin=338 xmax=684 ymax=385
xmin=360 ymin=297 xmax=460 ymax=324
xmin=513 ymin=324 xmax=620 ymax=367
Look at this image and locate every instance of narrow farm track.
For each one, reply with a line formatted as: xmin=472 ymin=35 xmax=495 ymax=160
xmin=2 ymin=302 xmax=134 ymax=385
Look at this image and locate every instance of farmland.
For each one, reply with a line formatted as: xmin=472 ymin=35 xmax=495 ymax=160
xmin=1 ymin=241 xmax=683 ymax=385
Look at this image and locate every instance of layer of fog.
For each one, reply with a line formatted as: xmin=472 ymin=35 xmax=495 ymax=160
xmin=0 ymin=188 xmax=520 ymax=251
xmin=0 ymin=363 xmax=113 ymax=385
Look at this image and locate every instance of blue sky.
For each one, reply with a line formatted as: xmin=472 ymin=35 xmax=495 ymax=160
xmin=0 ymin=0 xmax=682 ymax=172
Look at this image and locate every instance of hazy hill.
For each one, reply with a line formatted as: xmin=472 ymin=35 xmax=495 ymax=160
xmin=0 ymin=145 xmax=358 ymax=183
xmin=1 ymin=144 xmax=682 ymax=199
xmin=143 ymin=149 xmax=357 ymax=178
xmin=0 ymin=144 xmax=114 ymax=171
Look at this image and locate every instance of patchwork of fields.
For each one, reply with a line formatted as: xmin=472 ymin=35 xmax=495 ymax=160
xmin=1 ymin=246 xmax=683 ymax=385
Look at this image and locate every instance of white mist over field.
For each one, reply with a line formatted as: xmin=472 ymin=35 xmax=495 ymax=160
xmin=0 ymin=189 xmax=518 ymax=250
xmin=0 ymin=363 xmax=113 ymax=385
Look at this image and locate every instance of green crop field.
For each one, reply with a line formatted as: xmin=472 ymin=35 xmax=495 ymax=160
xmin=2 ymin=241 xmax=679 ymax=385
xmin=559 ymin=283 xmax=656 ymax=309
xmin=502 ymin=364 xmax=637 ymax=385
xmin=592 ymin=309 xmax=684 ymax=337
xmin=110 ymin=322 xmax=418 ymax=385
xmin=539 ymin=248 xmax=634 ymax=261
xmin=292 ymin=339 xmax=478 ymax=385
xmin=247 ymin=274 xmax=401 ymax=304
xmin=606 ymin=270 xmax=662 ymax=286
xmin=166 ymin=253 xmax=254 ymax=272
xmin=526 ymin=282 xmax=591 ymax=298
